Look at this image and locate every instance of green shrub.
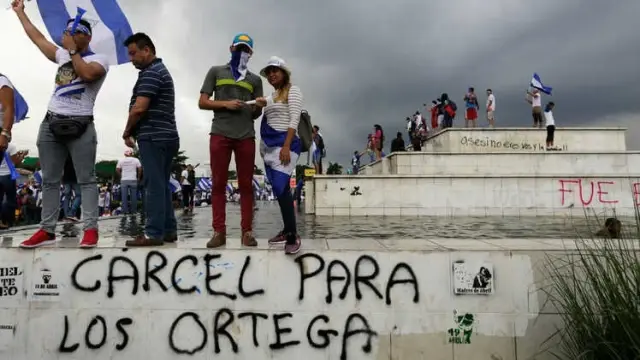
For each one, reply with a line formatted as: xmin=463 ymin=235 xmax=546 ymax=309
xmin=543 ymin=210 xmax=640 ymax=359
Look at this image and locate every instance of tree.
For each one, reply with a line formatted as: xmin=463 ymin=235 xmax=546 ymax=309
xmin=228 ymin=170 xmax=237 ymax=180
xmin=95 ymin=160 xmax=118 ymax=182
xmin=326 ymin=162 xmax=343 ymax=175
xmin=253 ymin=167 xmax=264 ymax=175
xmin=295 ymin=164 xmax=312 ymax=183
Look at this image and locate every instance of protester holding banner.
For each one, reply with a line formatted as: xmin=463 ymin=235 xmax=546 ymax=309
xmin=12 ymin=0 xmax=109 ymax=248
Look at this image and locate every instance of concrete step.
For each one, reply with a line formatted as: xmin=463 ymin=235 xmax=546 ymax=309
xmin=307 ymin=174 xmax=640 ymax=216
xmin=419 ymin=127 xmax=626 ymax=153
xmin=365 ymin=152 xmax=640 ymax=176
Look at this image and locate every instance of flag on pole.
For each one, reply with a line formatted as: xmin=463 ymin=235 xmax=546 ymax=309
xmin=530 ymin=73 xmax=553 ymax=95
xmin=35 ymin=0 xmax=134 ymax=65
xmin=0 ymin=74 xmax=29 ymax=122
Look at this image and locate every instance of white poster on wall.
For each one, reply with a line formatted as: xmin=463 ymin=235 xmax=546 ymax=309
xmin=452 ymin=261 xmax=494 ymax=295
xmin=30 ymin=268 xmax=61 ymax=301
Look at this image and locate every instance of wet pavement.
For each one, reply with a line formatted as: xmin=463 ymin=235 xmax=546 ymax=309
xmin=0 ymin=202 xmax=632 ymax=243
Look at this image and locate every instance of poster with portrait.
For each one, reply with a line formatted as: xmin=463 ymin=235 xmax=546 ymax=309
xmin=452 ymin=261 xmax=493 ymax=295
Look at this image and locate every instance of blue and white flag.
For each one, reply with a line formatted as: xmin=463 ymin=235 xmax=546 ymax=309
xmin=260 ymin=119 xmax=302 ymax=198
xmin=530 ymin=73 xmax=553 ymax=95
xmin=169 ymin=177 xmax=181 ymax=193
xmin=3 ymin=153 xmax=19 ymax=180
xmin=33 ymin=169 xmax=43 ymax=185
xmin=252 ymin=176 xmax=260 ymax=190
xmin=197 ymin=178 xmax=212 ymax=191
xmin=36 ymin=0 xmax=134 ymax=65
xmin=0 ymin=74 xmax=29 ymax=122
xmin=226 ymin=183 xmax=234 ymax=194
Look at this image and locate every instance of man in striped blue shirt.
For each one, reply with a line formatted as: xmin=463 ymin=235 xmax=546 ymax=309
xmin=121 ymin=33 xmax=180 ymax=247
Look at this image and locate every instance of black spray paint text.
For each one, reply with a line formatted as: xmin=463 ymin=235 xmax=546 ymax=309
xmin=60 ymin=251 xmax=420 ymax=359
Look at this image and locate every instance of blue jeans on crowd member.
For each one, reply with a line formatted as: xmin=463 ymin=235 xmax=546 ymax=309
xmin=63 ymin=182 xmax=81 ymax=218
xmin=138 ymin=140 xmax=179 ymax=239
xmin=0 ymin=175 xmax=16 ymax=226
xmin=120 ymin=180 xmax=138 ymax=214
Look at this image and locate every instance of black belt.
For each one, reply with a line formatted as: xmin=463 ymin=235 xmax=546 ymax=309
xmin=46 ymin=111 xmax=94 ymax=121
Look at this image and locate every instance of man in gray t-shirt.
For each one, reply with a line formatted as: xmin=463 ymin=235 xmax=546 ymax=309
xmin=198 ymin=33 xmax=263 ymax=249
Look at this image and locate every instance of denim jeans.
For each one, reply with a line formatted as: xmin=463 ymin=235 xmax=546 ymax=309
xmin=120 ymin=180 xmax=138 ymax=214
xmin=0 ymin=174 xmax=16 ymax=226
xmin=138 ymin=140 xmax=179 ymax=239
xmin=277 ymin=183 xmax=297 ymax=240
xmin=62 ymin=182 xmax=81 ymax=218
xmin=37 ymin=117 xmax=98 ymax=232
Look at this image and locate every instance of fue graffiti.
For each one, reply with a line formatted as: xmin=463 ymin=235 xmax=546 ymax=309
xmin=558 ymin=179 xmax=640 ymax=207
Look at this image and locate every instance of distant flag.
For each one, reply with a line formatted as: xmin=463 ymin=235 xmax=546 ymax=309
xmin=197 ymin=178 xmax=212 ymax=191
xmin=35 ymin=0 xmax=134 ymax=65
xmin=530 ymin=73 xmax=553 ymax=95
xmin=3 ymin=153 xmax=19 ymax=180
xmin=34 ymin=169 xmax=43 ymax=185
xmin=169 ymin=177 xmax=181 ymax=193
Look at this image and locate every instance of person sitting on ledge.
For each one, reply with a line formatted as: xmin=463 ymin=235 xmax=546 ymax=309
xmin=595 ymin=217 xmax=622 ymax=239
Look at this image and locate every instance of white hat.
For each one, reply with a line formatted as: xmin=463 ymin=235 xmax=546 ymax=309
xmin=260 ymin=56 xmax=291 ymax=77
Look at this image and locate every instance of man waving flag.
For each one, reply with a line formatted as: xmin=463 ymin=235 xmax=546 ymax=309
xmin=530 ymin=73 xmax=553 ymax=95
xmin=35 ymin=0 xmax=133 ymax=65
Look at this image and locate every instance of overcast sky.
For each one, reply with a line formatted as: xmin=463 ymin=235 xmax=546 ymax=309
xmin=1 ymin=0 xmax=640 ymax=170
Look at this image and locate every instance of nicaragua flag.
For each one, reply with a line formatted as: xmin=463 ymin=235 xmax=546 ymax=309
xmin=169 ymin=177 xmax=181 ymax=193
xmin=260 ymin=118 xmax=302 ymax=198
xmin=34 ymin=169 xmax=43 ymax=185
xmin=197 ymin=178 xmax=212 ymax=191
xmin=36 ymin=0 xmax=134 ymax=65
xmin=225 ymin=183 xmax=234 ymax=194
xmin=530 ymin=73 xmax=553 ymax=95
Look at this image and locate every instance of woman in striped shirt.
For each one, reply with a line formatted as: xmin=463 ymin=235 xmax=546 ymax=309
xmin=255 ymin=56 xmax=303 ymax=254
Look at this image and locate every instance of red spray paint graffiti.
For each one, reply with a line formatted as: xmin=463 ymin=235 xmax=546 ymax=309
xmin=558 ymin=179 xmax=622 ymax=206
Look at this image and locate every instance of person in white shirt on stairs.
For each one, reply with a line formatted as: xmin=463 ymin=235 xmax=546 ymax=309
xmin=116 ymin=148 xmax=141 ymax=214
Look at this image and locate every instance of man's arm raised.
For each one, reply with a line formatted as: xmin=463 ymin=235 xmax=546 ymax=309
xmin=12 ymin=0 xmax=58 ymax=63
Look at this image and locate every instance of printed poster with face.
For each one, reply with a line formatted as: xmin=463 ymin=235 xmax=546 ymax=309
xmin=452 ymin=261 xmax=494 ymax=295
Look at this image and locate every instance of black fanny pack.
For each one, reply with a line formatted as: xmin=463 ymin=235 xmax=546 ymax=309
xmin=46 ymin=112 xmax=93 ymax=140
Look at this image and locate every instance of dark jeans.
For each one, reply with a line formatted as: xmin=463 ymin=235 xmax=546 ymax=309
xmin=0 ymin=175 xmax=16 ymax=226
xmin=138 ymin=139 xmax=179 ymax=239
xmin=182 ymin=184 xmax=194 ymax=208
xmin=277 ymin=183 xmax=297 ymax=243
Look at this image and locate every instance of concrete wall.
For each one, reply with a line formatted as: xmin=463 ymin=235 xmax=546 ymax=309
xmin=421 ymin=128 xmax=627 ymax=153
xmin=364 ymin=152 xmax=640 ymax=176
xmin=312 ymin=175 xmax=640 ymax=216
xmin=0 ymin=247 xmax=568 ymax=360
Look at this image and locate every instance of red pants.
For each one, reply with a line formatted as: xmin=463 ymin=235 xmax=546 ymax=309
xmin=210 ymin=135 xmax=255 ymax=233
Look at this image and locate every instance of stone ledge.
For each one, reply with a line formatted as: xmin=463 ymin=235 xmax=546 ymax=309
xmin=314 ymin=174 xmax=640 ymax=179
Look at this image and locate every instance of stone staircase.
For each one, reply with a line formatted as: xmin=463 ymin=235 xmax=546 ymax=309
xmin=305 ymin=127 xmax=639 ymax=216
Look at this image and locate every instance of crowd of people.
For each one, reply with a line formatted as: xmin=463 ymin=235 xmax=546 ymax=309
xmin=2 ymin=0 xmax=318 ymax=254
xmin=349 ymin=86 xmax=560 ymax=173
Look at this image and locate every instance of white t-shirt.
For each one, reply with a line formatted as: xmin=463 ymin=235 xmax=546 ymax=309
xmin=0 ymin=76 xmax=14 ymax=128
xmin=531 ymin=93 xmax=542 ymax=107
xmin=116 ymin=157 xmax=141 ymax=182
xmin=181 ymin=170 xmax=190 ymax=186
xmin=486 ymin=94 xmax=496 ymax=111
xmin=544 ymin=110 xmax=555 ymax=126
xmin=0 ymin=143 xmax=17 ymax=176
xmin=48 ymin=49 xmax=109 ymax=116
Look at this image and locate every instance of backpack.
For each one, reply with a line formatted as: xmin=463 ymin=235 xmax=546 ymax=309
xmin=297 ymin=110 xmax=313 ymax=153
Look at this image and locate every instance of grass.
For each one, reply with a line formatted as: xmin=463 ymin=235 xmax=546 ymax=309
xmin=542 ymin=209 xmax=640 ymax=359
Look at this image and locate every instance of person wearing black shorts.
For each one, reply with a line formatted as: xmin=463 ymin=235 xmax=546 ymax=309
xmin=543 ymin=102 xmax=556 ymax=150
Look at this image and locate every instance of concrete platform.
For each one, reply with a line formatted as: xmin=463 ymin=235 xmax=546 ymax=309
xmin=419 ymin=127 xmax=626 ymax=153
xmin=364 ymin=151 xmax=640 ymax=176
xmin=0 ymin=236 xmax=613 ymax=359
xmin=308 ymin=174 xmax=640 ymax=216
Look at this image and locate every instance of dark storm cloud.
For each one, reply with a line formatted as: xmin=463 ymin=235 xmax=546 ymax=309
xmin=138 ymin=0 xmax=640 ymax=165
